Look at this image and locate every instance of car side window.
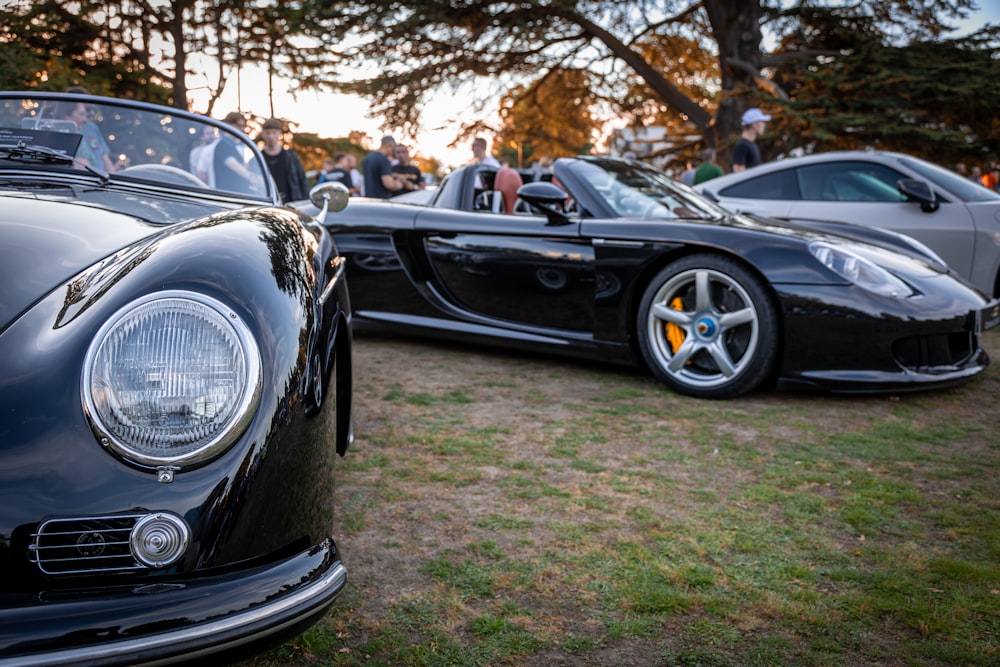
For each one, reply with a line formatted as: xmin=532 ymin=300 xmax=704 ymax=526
xmin=796 ymin=162 xmax=907 ymax=202
xmin=717 ymin=169 xmax=798 ymax=200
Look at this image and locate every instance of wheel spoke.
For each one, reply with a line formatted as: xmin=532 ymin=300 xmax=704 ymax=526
xmin=694 ymin=271 xmax=715 ymax=313
xmin=667 ymin=338 xmax=699 ymax=372
xmin=652 ymin=301 xmax=690 ymax=325
xmin=694 ymin=270 xmax=712 ymax=312
xmin=706 ymin=340 xmax=737 ymax=377
xmin=718 ymin=307 xmax=755 ymax=332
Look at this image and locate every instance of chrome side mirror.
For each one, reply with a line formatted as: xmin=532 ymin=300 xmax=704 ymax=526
xmin=309 ymin=182 xmax=350 ymax=222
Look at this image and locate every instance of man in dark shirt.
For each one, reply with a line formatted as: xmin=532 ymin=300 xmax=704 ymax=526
xmin=732 ymin=107 xmax=770 ymax=172
xmin=391 ymin=144 xmax=424 ymax=196
xmin=362 ymin=135 xmax=412 ymax=199
xmin=319 ymin=152 xmax=355 ymax=191
xmin=260 ymin=117 xmax=309 ymax=203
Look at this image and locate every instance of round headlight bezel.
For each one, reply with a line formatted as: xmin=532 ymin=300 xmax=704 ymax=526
xmin=82 ymin=291 xmax=262 ymax=470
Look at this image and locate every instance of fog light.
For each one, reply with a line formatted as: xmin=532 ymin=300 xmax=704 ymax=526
xmin=131 ymin=513 xmax=189 ymax=568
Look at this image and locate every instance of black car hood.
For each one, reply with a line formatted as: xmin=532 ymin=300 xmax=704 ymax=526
xmin=0 ymin=188 xmax=218 ymax=332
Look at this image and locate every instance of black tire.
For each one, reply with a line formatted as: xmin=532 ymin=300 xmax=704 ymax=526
xmin=637 ymin=254 xmax=780 ymax=398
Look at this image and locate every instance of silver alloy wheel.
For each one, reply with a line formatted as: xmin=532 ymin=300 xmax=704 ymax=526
xmin=645 ymin=266 xmax=760 ymax=391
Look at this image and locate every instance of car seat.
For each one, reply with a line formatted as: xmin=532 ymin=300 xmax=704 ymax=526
xmin=495 ymin=167 xmax=524 ymax=214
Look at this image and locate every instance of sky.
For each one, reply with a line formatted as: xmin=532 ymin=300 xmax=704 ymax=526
xmin=191 ymin=2 xmax=1000 ymax=170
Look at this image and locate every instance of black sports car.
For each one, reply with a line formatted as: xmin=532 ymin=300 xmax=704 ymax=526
xmin=314 ymin=157 xmax=999 ymax=399
xmin=0 ymin=91 xmax=354 ymax=665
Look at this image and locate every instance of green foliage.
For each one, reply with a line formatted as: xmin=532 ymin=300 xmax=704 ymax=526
xmin=770 ymin=6 xmax=1000 ymax=163
xmin=0 ymin=0 xmax=170 ymax=103
xmin=0 ymin=0 xmax=342 ymax=112
xmin=494 ymin=69 xmax=599 ymax=163
xmin=2 ymin=1 xmax=998 ymax=171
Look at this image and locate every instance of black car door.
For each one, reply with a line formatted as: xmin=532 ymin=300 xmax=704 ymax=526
xmin=413 ymin=206 xmax=596 ymax=334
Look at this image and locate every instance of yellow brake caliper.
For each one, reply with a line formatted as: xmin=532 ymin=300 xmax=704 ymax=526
xmin=666 ymin=296 xmax=686 ymax=353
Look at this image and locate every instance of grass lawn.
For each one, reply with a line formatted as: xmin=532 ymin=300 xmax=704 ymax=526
xmin=240 ymin=329 xmax=1000 ymax=667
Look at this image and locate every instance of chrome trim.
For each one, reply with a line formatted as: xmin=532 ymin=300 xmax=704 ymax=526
xmin=592 ymin=238 xmax=646 ymax=248
xmin=0 ymin=560 xmax=347 ymax=667
xmin=30 ymin=514 xmax=147 ymax=575
xmin=319 ymin=256 xmax=347 ymax=306
xmin=130 ymin=513 xmax=190 ymax=568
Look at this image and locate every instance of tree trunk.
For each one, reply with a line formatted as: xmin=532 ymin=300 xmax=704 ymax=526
xmin=703 ymin=0 xmax=763 ymax=153
xmin=167 ymin=0 xmax=193 ymax=109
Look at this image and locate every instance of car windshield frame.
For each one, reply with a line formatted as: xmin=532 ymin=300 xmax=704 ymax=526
xmin=573 ymin=157 xmax=728 ymax=220
xmin=0 ymin=92 xmax=274 ymax=203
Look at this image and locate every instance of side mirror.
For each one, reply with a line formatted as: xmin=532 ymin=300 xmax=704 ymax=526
xmin=309 ymin=181 xmax=350 ymax=221
xmin=897 ymin=178 xmax=939 ymax=213
xmin=517 ymin=181 xmax=571 ymax=224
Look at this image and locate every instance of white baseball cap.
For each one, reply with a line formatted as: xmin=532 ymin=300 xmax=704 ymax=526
xmin=741 ymin=107 xmax=772 ymax=125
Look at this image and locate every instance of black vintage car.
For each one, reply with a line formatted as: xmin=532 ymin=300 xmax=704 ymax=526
xmin=313 ymin=157 xmax=999 ymax=398
xmin=0 ymin=92 xmax=354 ymax=665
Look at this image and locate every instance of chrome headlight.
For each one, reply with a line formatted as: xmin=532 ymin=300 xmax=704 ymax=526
xmin=809 ymin=241 xmax=914 ymax=298
xmin=83 ymin=291 xmax=262 ymax=468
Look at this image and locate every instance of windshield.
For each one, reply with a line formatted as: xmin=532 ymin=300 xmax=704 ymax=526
xmin=899 ymin=155 xmax=1000 ymax=203
xmin=0 ymin=93 xmax=272 ymax=201
xmin=570 ymin=158 xmax=727 ymax=220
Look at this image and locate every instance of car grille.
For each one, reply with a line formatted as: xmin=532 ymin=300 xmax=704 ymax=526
xmin=893 ymin=331 xmax=975 ymax=370
xmin=29 ymin=514 xmax=146 ymax=575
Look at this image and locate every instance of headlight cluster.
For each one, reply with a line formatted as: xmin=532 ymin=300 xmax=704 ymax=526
xmin=83 ymin=292 xmax=261 ymax=469
xmin=809 ymin=241 xmax=914 ymax=298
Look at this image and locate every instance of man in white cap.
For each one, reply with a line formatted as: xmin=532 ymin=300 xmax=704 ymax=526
xmin=732 ymin=107 xmax=771 ymax=172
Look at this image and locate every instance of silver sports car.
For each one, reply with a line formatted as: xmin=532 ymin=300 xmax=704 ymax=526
xmin=698 ymin=151 xmax=1000 ymax=297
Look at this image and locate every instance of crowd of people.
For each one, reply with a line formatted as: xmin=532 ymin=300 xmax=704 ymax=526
xmin=184 ymin=104 xmax=764 ymax=203
xmin=955 ymin=161 xmax=1000 ymax=190
xmin=188 ymin=104 xmax=1000 ymax=203
xmin=315 ymin=134 xmax=434 ymax=200
xmin=50 ymin=88 xmax=1000 ymax=201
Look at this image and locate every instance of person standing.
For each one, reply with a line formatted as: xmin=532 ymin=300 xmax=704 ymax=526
xmin=316 ymin=157 xmax=337 ymax=183
xmin=260 ymin=118 xmax=309 ymax=203
xmin=189 ymin=123 xmax=219 ymax=186
xmin=318 ymin=152 xmax=355 ymax=191
xmin=214 ymin=111 xmax=263 ymax=194
xmin=55 ymin=101 xmax=102 ymax=169
xmin=471 ymin=136 xmax=500 ymax=189
xmin=732 ymin=107 xmax=770 ymax=172
xmin=348 ymin=154 xmax=363 ymax=196
xmin=471 ymin=136 xmax=500 ymax=168
xmin=362 ymin=135 xmax=411 ymax=199
xmin=693 ymin=147 xmax=724 ymax=185
xmin=982 ymin=162 xmax=999 ymax=191
xmin=64 ymin=87 xmax=117 ymax=172
xmin=679 ymin=159 xmax=697 ymax=186
xmin=391 ymin=144 xmax=425 ymax=195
